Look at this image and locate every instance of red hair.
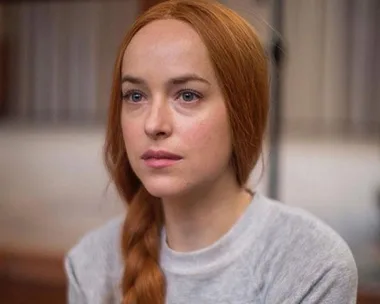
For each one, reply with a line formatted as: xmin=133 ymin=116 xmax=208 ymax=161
xmin=103 ymin=0 xmax=269 ymax=303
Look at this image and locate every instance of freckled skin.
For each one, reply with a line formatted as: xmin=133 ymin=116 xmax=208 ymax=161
xmin=121 ymin=19 xmax=233 ymax=199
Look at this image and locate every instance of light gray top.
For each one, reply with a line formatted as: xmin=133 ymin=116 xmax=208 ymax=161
xmin=65 ymin=193 xmax=358 ymax=304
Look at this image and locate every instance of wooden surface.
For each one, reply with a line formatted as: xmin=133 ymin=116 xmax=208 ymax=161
xmin=0 ymin=250 xmax=66 ymax=304
xmin=358 ymin=290 xmax=380 ymax=304
xmin=0 ymin=278 xmax=66 ymax=304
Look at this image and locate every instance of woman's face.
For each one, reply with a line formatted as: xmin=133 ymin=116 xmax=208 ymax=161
xmin=121 ymin=19 xmax=233 ymax=199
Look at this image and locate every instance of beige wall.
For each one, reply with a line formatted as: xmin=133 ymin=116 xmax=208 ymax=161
xmin=0 ymin=126 xmax=123 ymax=253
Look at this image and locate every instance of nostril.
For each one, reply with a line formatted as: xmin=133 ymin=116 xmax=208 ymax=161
xmin=153 ymin=131 xmax=168 ymax=139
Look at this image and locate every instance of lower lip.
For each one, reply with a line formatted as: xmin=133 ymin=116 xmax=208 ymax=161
xmin=143 ymin=158 xmax=181 ymax=168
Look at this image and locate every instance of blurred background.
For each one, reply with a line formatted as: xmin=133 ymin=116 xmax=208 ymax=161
xmin=0 ymin=0 xmax=379 ymax=303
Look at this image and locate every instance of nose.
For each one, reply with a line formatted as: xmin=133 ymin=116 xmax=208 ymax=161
xmin=144 ymin=99 xmax=173 ymax=140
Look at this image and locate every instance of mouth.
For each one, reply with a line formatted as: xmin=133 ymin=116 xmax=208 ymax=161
xmin=141 ymin=149 xmax=183 ymax=168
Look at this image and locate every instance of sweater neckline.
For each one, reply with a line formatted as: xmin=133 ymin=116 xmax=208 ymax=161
xmin=160 ymin=192 xmax=268 ymax=276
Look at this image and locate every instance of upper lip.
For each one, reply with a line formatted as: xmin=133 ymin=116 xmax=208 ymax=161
xmin=141 ymin=149 xmax=182 ymax=160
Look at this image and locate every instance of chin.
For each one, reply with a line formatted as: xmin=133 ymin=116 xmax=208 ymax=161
xmin=141 ymin=176 xmax=191 ymax=199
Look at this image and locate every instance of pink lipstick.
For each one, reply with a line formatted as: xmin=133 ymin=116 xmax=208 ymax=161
xmin=141 ymin=149 xmax=182 ymax=168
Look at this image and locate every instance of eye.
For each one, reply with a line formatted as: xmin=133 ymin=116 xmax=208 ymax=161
xmin=178 ymin=90 xmax=202 ymax=103
xmin=122 ymin=90 xmax=144 ymax=103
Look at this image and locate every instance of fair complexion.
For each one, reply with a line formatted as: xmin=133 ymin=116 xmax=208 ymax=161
xmin=121 ymin=19 xmax=251 ymax=252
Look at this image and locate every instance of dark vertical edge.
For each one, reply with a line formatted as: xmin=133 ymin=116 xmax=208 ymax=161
xmin=268 ymin=0 xmax=284 ymax=200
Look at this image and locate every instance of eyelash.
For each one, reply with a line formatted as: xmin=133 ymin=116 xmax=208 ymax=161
xmin=176 ymin=89 xmax=203 ymax=102
xmin=122 ymin=90 xmax=145 ymax=103
xmin=121 ymin=89 xmax=203 ymax=103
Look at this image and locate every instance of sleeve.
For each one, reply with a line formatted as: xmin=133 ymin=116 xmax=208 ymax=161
xmin=64 ymin=255 xmax=87 ymax=304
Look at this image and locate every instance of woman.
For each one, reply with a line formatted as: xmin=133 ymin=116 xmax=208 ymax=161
xmin=65 ymin=0 xmax=358 ymax=303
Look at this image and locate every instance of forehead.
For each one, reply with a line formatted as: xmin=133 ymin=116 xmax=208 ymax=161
xmin=122 ymin=19 xmax=215 ymax=79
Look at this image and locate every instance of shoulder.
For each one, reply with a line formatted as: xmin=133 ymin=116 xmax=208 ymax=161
xmin=260 ymin=195 xmax=356 ymax=268
xmin=254 ymin=195 xmax=358 ymax=302
xmin=67 ymin=215 xmax=124 ymax=268
xmin=65 ymin=215 xmax=125 ymax=301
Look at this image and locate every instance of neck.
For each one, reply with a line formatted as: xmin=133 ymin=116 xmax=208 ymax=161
xmin=161 ymin=171 xmax=252 ymax=252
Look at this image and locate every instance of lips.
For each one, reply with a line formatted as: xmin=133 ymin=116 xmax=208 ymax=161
xmin=141 ymin=149 xmax=182 ymax=169
xmin=141 ymin=149 xmax=182 ymax=160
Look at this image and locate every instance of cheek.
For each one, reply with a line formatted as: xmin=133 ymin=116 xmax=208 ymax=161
xmin=121 ymin=116 xmax=143 ymax=156
xmin=182 ymin=114 xmax=232 ymax=164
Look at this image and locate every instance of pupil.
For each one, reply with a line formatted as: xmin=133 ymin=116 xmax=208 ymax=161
xmin=132 ymin=93 xmax=141 ymax=102
xmin=183 ymin=92 xmax=193 ymax=101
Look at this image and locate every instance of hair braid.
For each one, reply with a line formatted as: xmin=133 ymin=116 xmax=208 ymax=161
xmin=121 ymin=188 xmax=166 ymax=304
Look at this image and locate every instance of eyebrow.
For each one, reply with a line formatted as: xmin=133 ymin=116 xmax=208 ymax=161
xmin=121 ymin=73 xmax=211 ymax=86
